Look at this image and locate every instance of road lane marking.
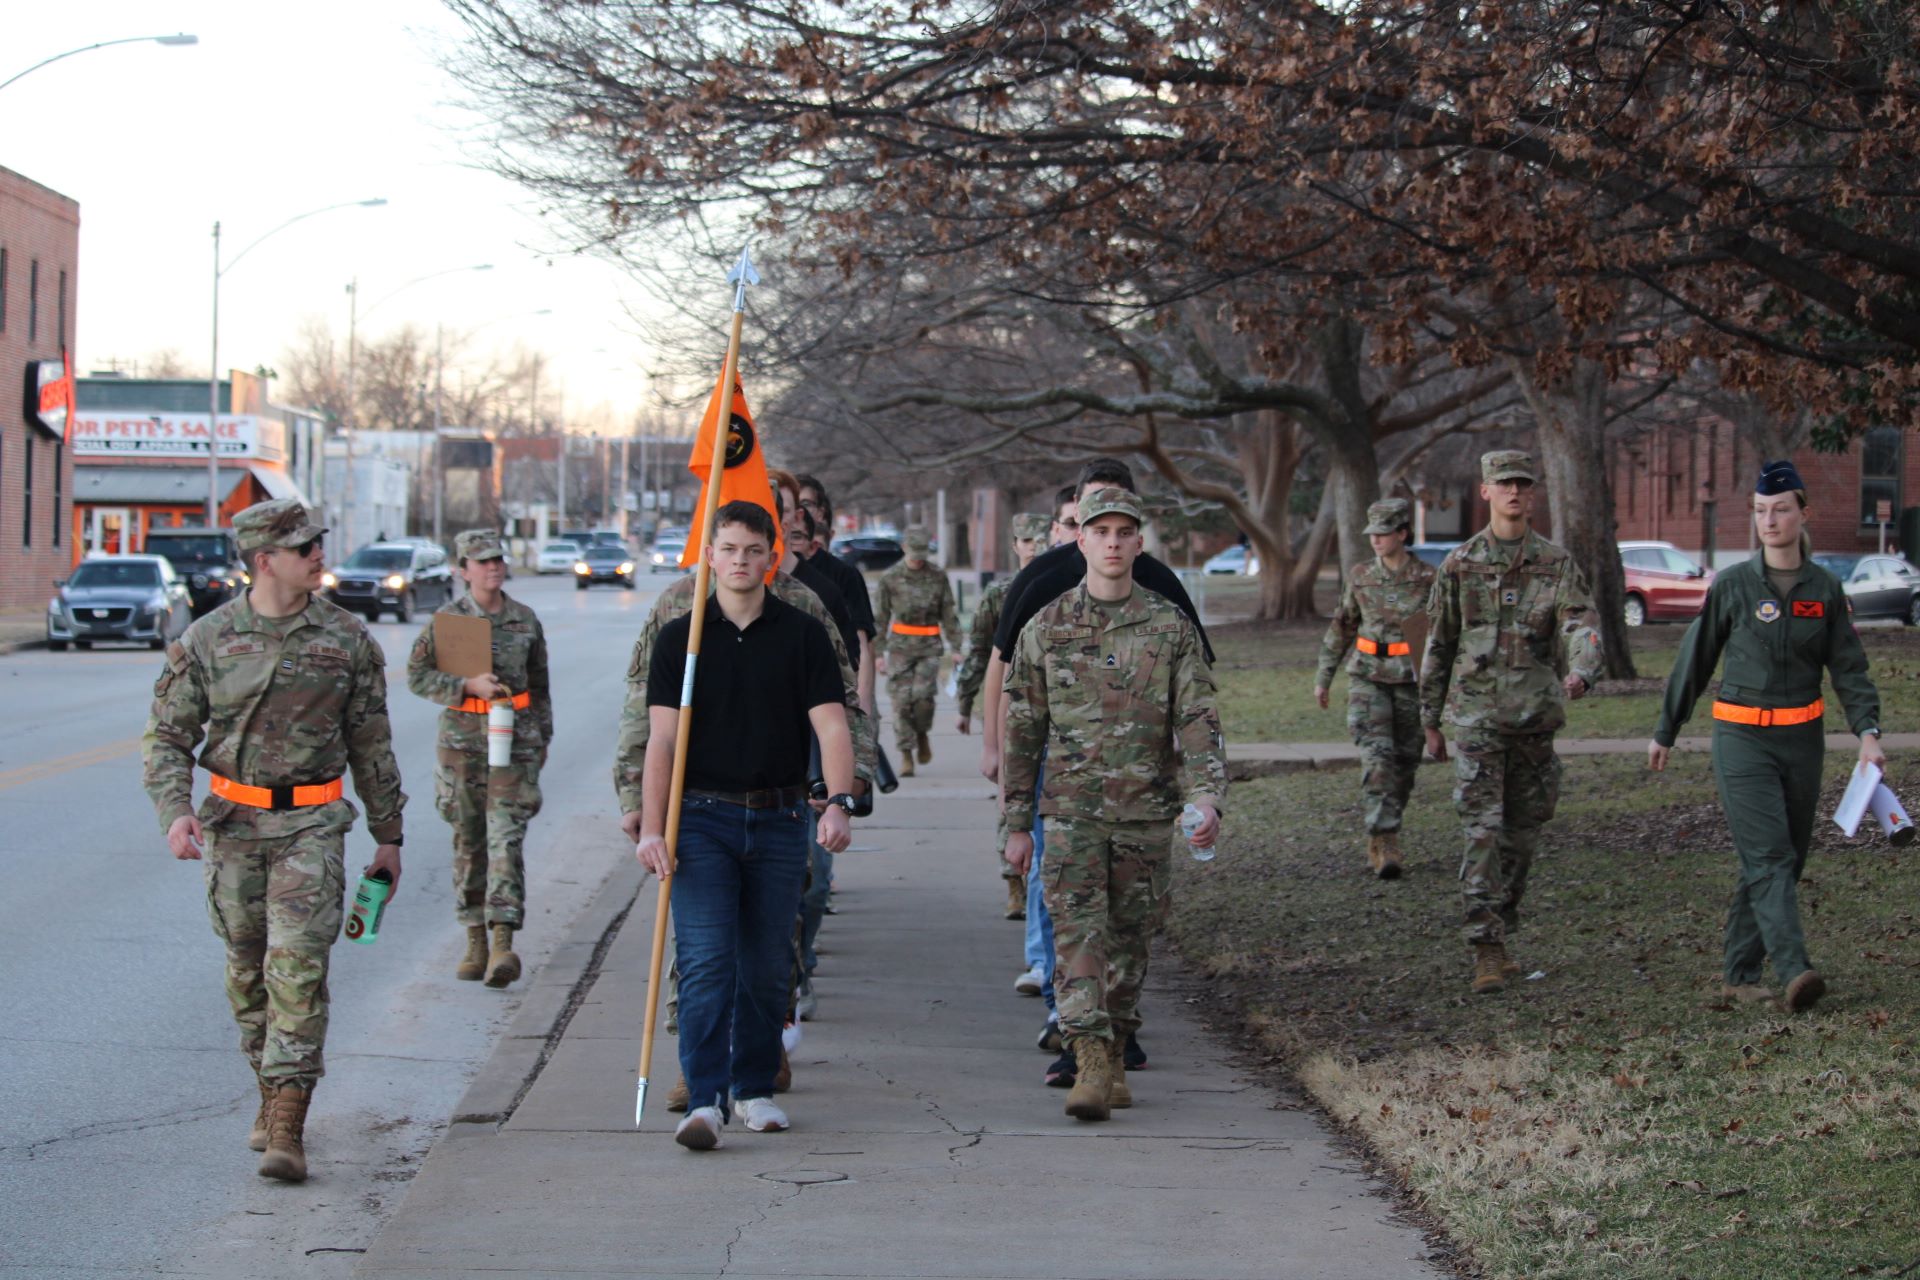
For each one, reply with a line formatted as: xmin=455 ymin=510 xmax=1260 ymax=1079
xmin=0 ymin=737 xmax=143 ymax=791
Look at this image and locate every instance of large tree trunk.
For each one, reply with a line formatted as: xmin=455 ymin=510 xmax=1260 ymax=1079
xmin=1235 ymin=411 xmax=1319 ymax=620
xmin=1518 ymin=356 xmax=1638 ymax=679
xmin=1311 ymin=318 xmax=1383 ymax=572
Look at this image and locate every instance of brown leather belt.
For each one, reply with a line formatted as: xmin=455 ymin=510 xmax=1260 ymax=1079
xmin=1355 ymin=637 xmax=1410 ymax=657
xmin=685 ymin=786 xmax=810 ymax=810
xmin=1712 ymin=698 xmax=1823 ymax=727
xmin=456 ymin=690 xmax=530 ymax=714
xmin=210 ymin=774 xmax=344 ymax=811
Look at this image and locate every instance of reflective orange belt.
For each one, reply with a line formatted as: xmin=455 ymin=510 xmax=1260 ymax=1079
xmin=1355 ymin=637 xmax=1411 ymax=657
xmin=891 ymin=622 xmax=941 ymax=637
xmin=209 ymin=773 xmax=344 ymax=811
xmin=456 ymin=690 xmax=531 ymax=714
xmin=1712 ymin=698 xmax=1824 ymax=727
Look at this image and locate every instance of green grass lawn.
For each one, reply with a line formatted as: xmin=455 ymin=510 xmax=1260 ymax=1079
xmin=1213 ymin=619 xmax=1920 ymax=744
xmin=1167 ymin=728 xmax=1920 ymax=1276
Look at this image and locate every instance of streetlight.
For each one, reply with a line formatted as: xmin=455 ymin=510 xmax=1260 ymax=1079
xmin=207 ymin=198 xmax=387 ymax=524
xmin=0 ymin=33 xmax=197 ymax=93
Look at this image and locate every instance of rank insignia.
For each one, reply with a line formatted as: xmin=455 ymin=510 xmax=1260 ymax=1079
xmin=1756 ymin=599 xmax=1781 ymax=623
xmin=1501 ymin=588 xmax=1518 ymax=606
xmin=1792 ymin=600 xmax=1825 ymax=618
xmin=1104 ymin=653 xmax=1118 ymax=668
xmin=281 ymin=657 xmax=296 ymax=672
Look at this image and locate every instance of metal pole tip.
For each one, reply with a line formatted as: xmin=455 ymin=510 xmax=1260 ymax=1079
xmin=634 ymin=1077 xmax=649 ymax=1126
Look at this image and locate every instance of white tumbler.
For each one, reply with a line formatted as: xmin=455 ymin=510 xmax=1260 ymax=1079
xmin=487 ymin=698 xmax=515 ymax=767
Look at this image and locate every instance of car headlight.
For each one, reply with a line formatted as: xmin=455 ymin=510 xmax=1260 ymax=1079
xmin=147 ymin=592 xmax=170 ymax=612
xmin=619 ymin=562 xmax=634 ymax=575
xmin=321 ymin=571 xmax=338 ymax=589
xmin=574 ymin=562 xmax=589 ymax=574
xmin=384 ymin=574 xmax=406 ymax=590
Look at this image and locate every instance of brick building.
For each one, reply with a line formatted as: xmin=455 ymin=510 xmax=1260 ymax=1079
xmin=0 ymin=166 xmax=80 ymax=612
xmin=1611 ymin=420 xmax=1917 ymax=569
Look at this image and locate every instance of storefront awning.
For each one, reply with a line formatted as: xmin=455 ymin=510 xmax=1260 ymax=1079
xmin=75 ymin=466 xmax=250 ymax=505
xmin=248 ymin=465 xmax=308 ymax=505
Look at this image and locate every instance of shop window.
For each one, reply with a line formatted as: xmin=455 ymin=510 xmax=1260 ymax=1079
xmin=22 ymin=433 xmax=33 ymax=547
xmin=28 ymin=258 xmax=38 ymax=343
xmin=58 ymin=270 xmax=67 ymax=346
xmin=1860 ymin=426 xmax=1903 ymax=526
xmin=52 ymin=442 xmax=62 ymax=546
xmin=0 ymin=247 xmax=8 ymax=332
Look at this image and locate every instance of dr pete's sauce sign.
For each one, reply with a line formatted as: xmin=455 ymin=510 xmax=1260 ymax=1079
xmin=69 ymin=413 xmax=284 ymax=460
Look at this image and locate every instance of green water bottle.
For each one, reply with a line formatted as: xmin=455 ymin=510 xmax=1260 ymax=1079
xmin=344 ymin=868 xmax=393 ymax=945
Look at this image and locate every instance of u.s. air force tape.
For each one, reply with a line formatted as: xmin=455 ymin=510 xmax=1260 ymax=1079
xmin=680 ymin=655 xmax=698 ymax=706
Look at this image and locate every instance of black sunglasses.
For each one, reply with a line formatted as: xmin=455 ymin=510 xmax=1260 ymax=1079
xmin=281 ymin=537 xmax=324 ymax=558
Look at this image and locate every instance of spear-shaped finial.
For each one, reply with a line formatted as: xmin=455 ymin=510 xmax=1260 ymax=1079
xmin=727 ymin=244 xmax=760 ymax=313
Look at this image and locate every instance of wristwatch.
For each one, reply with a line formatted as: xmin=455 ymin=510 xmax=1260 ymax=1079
xmin=1863 ymin=727 xmax=1883 ymax=739
xmin=826 ymin=793 xmax=859 ymax=816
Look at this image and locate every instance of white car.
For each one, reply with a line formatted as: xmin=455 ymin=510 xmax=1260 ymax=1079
xmin=537 ymin=541 xmax=584 ymax=574
xmin=1203 ymin=545 xmax=1260 ymax=576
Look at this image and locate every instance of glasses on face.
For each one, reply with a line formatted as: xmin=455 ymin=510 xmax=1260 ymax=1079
xmin=1490 ymin=480 xmax=1533 ymax=494
xmin=1053 ymin=517 xmax=1079 ymax=531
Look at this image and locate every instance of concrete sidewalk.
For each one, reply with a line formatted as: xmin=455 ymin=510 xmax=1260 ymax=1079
xmin=1225 ymin=732 xmax=1920 ymax=778
xmin=358 ymin=732 xmax=1443 ymax=1279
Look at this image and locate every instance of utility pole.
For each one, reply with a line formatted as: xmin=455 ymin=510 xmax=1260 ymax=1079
xmin=431 ymin=323 xmax=445 ymax=546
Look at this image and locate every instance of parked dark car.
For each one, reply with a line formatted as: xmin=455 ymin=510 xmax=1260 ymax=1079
xmin=322 ymin=542 xmax=455 ymax=622
xmin=574 ymin=543 xmax=636 ymax=589
xmin=1813 ymin=553 xmax=1920 ymax=625
xmin=834 ymin=534 xmax=905 ymax=572
xmin=141 ymin=528 xmax=248 ymax=617
xmin=46 ymin=555 xmax=192 ymax=651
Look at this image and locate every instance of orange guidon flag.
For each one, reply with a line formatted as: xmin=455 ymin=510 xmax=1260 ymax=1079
xmin=679 ymin=368 xmax=783 ymax=572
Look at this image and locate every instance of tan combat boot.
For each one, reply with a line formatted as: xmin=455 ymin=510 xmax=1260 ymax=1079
xmin=1064 ymin=1037 xmax=1113 ymax=1122
xmin=1005 ymin=878 xmax=1026 ymax=920
xmin=248 ymin=1078 xmax=273 ymax=1152
xmin=1375 ymin=831 xmax=1404 ymax=880
xmin=898 ymin=753 xmax=916 ymax=778
xmin=257 ymin=1084 xmax=312 ymax=1182
xmin=456 ymin=925 xmax=488 ymax=981
xmin=1107 ymin=1039 xmax=1133 ymax=1110
xmin=1366 ymin=835 xmax=1386 ymax=876
xmin=916 ymin=732 xmax=932 ymax=765
xmin=1471 ymin=943 xmax=1509 ymax=995
xmin=1721 ymin=982 xmax=1775 ymax=1004
xmin=1783 ymin=970 xmax=1826 ymax=1013
xmin=665 ymin=1077 xmax=690 ymax=1113
xmin=484 ymin=924 xmax=521 ymax=988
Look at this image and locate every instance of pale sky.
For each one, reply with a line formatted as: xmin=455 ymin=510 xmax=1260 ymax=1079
xmin=2 ymin=2 xmax=662 ymax=430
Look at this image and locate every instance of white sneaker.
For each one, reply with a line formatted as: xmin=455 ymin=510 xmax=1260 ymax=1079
xmin=739 ymin=1097 xmax=789 ymax=1133
xmin=674 ymin=1105 xmax=725 ymax=1151
xmin=781 ymin=1021 xmax=804 ymax=1053
xmin=1013 ymin=965 xmax=1044 ymax=996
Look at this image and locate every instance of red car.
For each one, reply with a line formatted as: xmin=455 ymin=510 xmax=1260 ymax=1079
xmin=1619 ymin=541 xmax=1713 ymax=626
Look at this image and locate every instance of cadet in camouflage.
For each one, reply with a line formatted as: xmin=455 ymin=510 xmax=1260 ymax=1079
xmin=1420 ymin=451 xmax=1603 ymax=994
xmin=956 ymin=512 xmax=1052 ymax=914
xmin=142 ymin=498 xmax=405 ymax=1182
xmin=1314 ymin=498 xmax=1436 ymax=877
xmin=1003 ymin=488 xmax=1227 ymax=1121
xmin=873 ymin=527 xmax=961 ymax=773
xmin=407 ymin=529 xmax=552 ymax=987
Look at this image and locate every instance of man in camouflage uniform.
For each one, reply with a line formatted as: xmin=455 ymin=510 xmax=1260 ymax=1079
xmin=956 ymin=512 xmax=1052 ymax=917
xmin=1314 ymin=498 xmax=1436 ymax=878
xmin=406 ymin=529 xmax=552 ymax=988
xmin=143 ymin=498 xmax=406 ymax=1183
xmin=1421 ymin=451 xmax=1603 ymax=995
xmin=1003 ymin=488 xmax=1227 ymax=1122
xmin=873 ymin=527 xmax=960 ymax=776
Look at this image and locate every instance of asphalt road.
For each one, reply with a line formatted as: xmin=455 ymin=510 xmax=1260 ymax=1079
xmin=0 ymin=568 xmax=680 ymax=1278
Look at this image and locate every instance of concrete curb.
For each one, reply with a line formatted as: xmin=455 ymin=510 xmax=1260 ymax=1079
xmin=440 ymin=855 xmax=646 ymax=1137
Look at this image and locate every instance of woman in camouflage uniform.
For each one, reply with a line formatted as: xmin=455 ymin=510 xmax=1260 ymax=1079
xmin=406 ymin=529 xmax=552 ymax=988
xmin=1314 ymin=498 xmax=1435 ymax=878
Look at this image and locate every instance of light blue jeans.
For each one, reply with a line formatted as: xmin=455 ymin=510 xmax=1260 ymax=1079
xmin=1021 ymin=763 xmax=1055 ymax=1012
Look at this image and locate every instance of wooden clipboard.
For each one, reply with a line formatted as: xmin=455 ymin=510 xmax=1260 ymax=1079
xmin=433 ymin=613 xmax=492 ymax=677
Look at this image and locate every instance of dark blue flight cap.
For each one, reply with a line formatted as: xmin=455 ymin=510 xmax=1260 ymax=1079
xmin=1756 ymin=459 xmax=1805 ymax=495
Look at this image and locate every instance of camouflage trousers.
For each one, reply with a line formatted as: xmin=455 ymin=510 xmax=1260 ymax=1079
xmin=886 ymin=640 xmax=942 ymax=751
xmin=1452 ymin=730 xmax=1561 ymax=945
xmin=434 ymin=743 xmax=544 ymax=927
xmin=202 ymin=820 xmax=348 ymax=1089
xmin=1042 ymin=815 xmax=1174 ymax=1044
xmin=1347 ymin=677 xmax=1422 ymax=833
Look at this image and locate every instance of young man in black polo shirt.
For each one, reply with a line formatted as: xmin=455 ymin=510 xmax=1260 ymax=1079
xmin=794 ymin=473 xmax=876 ymax=713
xmin=636 ymin=501 xmax=857 ymax=1150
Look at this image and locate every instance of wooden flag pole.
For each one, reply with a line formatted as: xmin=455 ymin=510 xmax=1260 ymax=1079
xmin=635 ymin=245 xmax=760 ymax=1125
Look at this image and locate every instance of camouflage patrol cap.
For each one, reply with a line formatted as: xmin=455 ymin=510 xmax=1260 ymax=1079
xmin=1076 ymin=486 xmax=1144 ymax=526
xmin=454 ymin=528 xmax=507 ymax=562
xmin=1363 ymin=498 xmax=1412 ymax=535
xmin=903 ymin=527 xmax=933 ymax=554
xmin=1012 ymin=513 xmax=1052 ymax=542
xmin=1481 ymin=449 xmax=1536 ymax=484
xmin=232 ymin=498 xmax=326 ymax=556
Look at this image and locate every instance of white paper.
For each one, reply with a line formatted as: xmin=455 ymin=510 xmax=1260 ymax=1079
xmin=1869 ymin=783 xmax=1912 ymax=839
xmin=1834 ymin=761 xmax=1882 ymax=837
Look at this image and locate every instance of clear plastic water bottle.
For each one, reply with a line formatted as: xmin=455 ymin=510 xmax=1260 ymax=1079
xmin=1180 ymin=804 xmax=1213 ymax=862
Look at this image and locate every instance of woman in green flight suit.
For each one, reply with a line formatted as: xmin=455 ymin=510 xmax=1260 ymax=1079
xmin=1647 ymin=460 xmax=1886 ymax=1013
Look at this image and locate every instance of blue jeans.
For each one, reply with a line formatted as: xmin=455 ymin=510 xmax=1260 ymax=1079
xmin=672 ymin=796 xmax=810 ymax=1118
xmin=1021 ymin=764 xmax=1056 ymax=1012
